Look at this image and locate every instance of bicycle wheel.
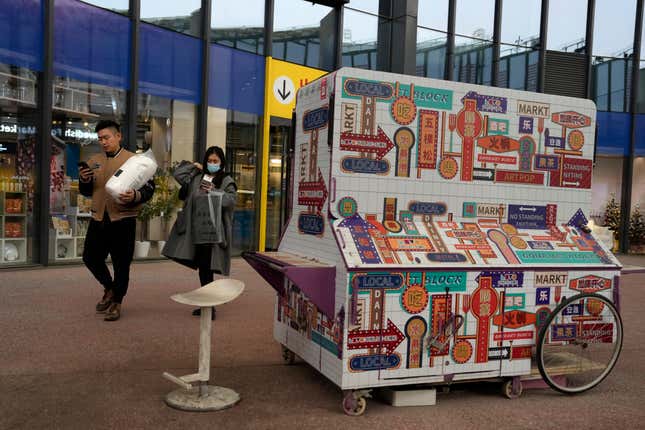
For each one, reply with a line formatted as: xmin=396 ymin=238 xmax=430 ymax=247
xmin=537 ymin=293 xmax=623 ymax=394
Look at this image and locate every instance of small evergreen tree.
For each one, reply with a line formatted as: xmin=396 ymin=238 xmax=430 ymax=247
xmin=603 ymin=194 xmax=621 ymax=238
xmin=629 ymin=205 xmax=645 ymax=246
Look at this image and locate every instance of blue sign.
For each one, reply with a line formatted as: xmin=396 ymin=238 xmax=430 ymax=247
xmin=462 ymin=91 xmax=507 ymax=114
xmin=303 ymin=107 xmax=328 ymax=131
xmin=536 ymin=287 xmax=550 ymax=305
xmin=527 ymin=241 xmax=554 ymax=250
xmin=534 ymin=154 xmax=560 ymax=171
xmin=343 ymin=79 xmax=393 ymax=99
xmin=563 ymin=303 xmax=583 ymax=316
xmin=409 ymin=201 xmax=447 ymax=215
xmin=298 ymin=213 xmax=324 ymax=235
xmin=349 ymin=353 xmax=400 ymax=371
xmin=508 ymin=204 xmax=547 ymax=229
xmin=567 ymin=208 xmax=589 ymax=227
xmin=519 ymin=116 xmax=534 ymax=134
xmin=427 ymin=253 xmax=468 ymax=263
xmin=341 ymin=157 xmax=390 ymax=174
xmin=479 ymin=271 xmax=523 ymax=288
xmin=353 ymin=273 xmax=404 ymax=290
xmin=545 ymin=128 xmax=565 ymax=149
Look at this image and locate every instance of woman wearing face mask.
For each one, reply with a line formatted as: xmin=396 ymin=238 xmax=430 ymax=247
xmin=162 ymin=146 xmax=237 ymax=319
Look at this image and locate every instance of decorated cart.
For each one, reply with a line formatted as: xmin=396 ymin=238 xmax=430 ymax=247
xmin=243 ymin=67 xmax=623 ymax=415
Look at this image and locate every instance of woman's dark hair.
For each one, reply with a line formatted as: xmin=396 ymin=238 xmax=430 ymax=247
xmin=202 ymin=145 xmax=227 ymax=188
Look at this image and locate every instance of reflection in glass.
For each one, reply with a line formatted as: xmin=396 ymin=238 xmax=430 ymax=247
xmin=49 ymin=77 xmax=126 ymax=262
xmin=0 ymin=64 xmax=38 ymax=266
xmin=610 ymin=60 xmax=627 ymax=112
xmin=417 ymin=28 xmax=446 ymax=79
xmin=418 ymin=0 xmax=449 ymax=31
xmin=453 ymin=36 xmax=492 ymax=85
xmin=265 ymin=122 xmax=290 ymax=251
xmin=273 ymin=0 xmax=331 ymax=68
xmin=80 ymin=0 xmax=129 ymax=14
xmin=594 ymin=61 xmax=609 ymax=111
xmin=456 ymin=0 xmax=494 ymax=40
xmin=211 ymin=0 xmax=265 ymax=54
xmin=593 ymin=0 xmax=636 ymax=58
xmin=141 ymin=0 xmax=202 ymax=37
xmin=547 ymin=0 xmax=587 ymax=52
xmin=501 ymin=0 xmax=541 ymax=46
xmin=343 ymin=9 xmax=378 ymax=71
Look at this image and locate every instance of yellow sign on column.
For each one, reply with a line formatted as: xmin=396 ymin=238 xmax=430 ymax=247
xmin=258 ymin=58 xmax=327 ymax=251
xmin=266 ymin=58 xmax=327 ymax=119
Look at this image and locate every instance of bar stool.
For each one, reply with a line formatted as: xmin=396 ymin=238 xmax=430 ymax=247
xmin=163 ymin=278 xmax=245 ymax=411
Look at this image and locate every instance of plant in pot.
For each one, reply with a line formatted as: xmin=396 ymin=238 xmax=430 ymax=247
xmin=603 ymin=193 xmax=621 ymax=252
xmin=136 ymin=166 xmax=180 ymax=257
xmin=629 ymin=204 xmax=645 ymax=253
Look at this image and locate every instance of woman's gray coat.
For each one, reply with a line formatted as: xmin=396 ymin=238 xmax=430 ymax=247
xmin=162 ymin=161 xmax=237 ymax=275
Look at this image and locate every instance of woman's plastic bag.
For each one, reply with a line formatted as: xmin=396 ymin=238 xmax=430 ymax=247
xmin=106 ymin=149 xmax=157 ymax=203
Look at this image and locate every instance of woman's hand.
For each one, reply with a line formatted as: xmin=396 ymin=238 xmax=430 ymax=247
xmin=193 ymin=162 xmax=203 ymax=171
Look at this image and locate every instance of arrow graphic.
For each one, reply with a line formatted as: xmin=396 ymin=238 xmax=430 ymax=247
xmin=519 ymin=207 xmax=537 ymax=212
xmin=297 ymin=169 xmax=328 ymax=211
xmin=277 ymin=80 xmax=291 ymax=101
xmin=340 ymin=126 xmax=395 ymax=159
xmin=347 ymin=319 xmax=405 ymax=354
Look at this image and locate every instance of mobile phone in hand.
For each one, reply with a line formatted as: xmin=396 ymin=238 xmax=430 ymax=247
xmin=78 ymin=161 xmax=90 ymax=170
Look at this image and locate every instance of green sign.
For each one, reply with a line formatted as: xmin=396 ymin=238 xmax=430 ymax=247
xmin=504 ymin=293 xmax=525 ymax=310
xmin=488 ymin=118 xmax=509 ymax=135
xmin=424 ymin=271 xmax=467 ymax=292
xmin=516 ymin=251 xmax=602 ymax=264
xmin=397 ymin=84 xmax=453 ymax=110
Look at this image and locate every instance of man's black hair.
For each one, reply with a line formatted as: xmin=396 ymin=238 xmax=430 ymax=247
xmin=95 ymin=119 xmax=121 ymax=134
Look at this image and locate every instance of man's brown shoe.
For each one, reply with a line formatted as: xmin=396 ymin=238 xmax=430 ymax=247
xmin=96 ymin=289 xmax=113 ymax=313
xmin=104 ymin=303 xmax=121 ymax=321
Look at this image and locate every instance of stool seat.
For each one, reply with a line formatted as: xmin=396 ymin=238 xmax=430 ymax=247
xmin=170 ymin=279 xmax=245 ymax=307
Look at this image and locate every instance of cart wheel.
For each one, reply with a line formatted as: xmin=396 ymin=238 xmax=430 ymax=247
xmin=281 ymin=346 xmax=296 ymax=365
xmin=502 ymin=377 xmax=523 ymax=399
xmin=537 ymin=293 xmax=623 ymax=394
xmin=342 ymin=391 xmax=367 ymax=416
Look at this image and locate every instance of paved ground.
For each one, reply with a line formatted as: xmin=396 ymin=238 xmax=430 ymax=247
xmin=1 ymin=256 xmax=645 ymax=429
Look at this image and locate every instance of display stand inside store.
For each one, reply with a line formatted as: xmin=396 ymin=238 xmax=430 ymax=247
xmin=0 ymin=191 xmax=27 ymax=264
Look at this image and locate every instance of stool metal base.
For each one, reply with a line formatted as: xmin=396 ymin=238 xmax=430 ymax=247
xmin=165 ymin=386 xmax=240 ymax=412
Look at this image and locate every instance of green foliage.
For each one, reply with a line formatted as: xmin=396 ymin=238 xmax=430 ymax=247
xmin=629 ymin=205 xmax=645 ymax=246
xmin=137 ymin=165 xmax=180 ymax=223
xmin=603 ymin=194 xmax=621 ymax=237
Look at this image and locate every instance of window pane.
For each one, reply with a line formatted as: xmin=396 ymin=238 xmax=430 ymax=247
xmin=346 ymin=0 xmax=379 ymax=15
xmin=134 ymin=94 xmax=195 ymax=258
xmin=49 ymin=77 xmax=126 ymax=262
xmin=454 ymin=36 xmax=491 ymax=84
xmin=417 ymin=28 xmax=446 ymax=79
xmin=211 ymin=0 xmax=265 ymax=54
xmin=141 ymin=0 xmax=202 ymax=37
xmin=501 ymin=0 xmax=541 ymax=46
xmin=610 ymin=59 xmax=626 ymax=112
xmin=79 ymin=0 xmax=128 ymax=14
xmin=594 ymin=0 xmax=636 ymax=58
xmin=595 ymin=61 xmax=610 ymax=111
xmin=547 ymin=0 xmax=587 ymax=52
xmin=343 ymin=9 xmax=378 ymax=71
xmin=418 ymin=0 xmax=449 ymax=31
xmin=456 ymin=0 xmax=494 ymax=41
xmin=0 ymin=64 xmax=38 ymax=266
xmin=508 ymin=53 xmax=526 ymax=90
xmin=273 ymin=0 xmax=331 ymax=68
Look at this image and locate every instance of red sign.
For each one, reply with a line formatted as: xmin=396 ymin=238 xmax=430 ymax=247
xmin=551 ymin=111 xmax=592 ymax=129
xmin=492 ymin=310 xmax=537 ymax=329
xmin=471 ymin=276 xmax=498 ymax=363
xmin=476 ymin=135 xmax=520 ymax=153
xmin=569 ymin=275 xmax=612 ymax=293
xmin=495 ymin=169 xmax=544 ymax=185
xmin=340 ymin=126 xmax=394 ymax=159
xmin=417 ymin=110 xmax=439 ymax=169
xmin=457 ymin=99 xmax=483 ymax=182
xmin=477 ymin=153 xmax=517 ymax=164
xmin=347 ymin=319 xmax=405 ymax=354
xmin=580 ymin=323 xmax=614 ymax=343
xmin=297 ymin=169 xmax=328 ymax=210
xmin=549 ymin=157 xmax=592 ymax=189
xmin=493 ymin=330 xmax=534 ymax=341
xmin=429 ymin=295 xmax=452 ymax=357
xmin=511 ymin=345 xmax=533 ymax=359
xmin=546 ymin=204 xmax=557 ymax=227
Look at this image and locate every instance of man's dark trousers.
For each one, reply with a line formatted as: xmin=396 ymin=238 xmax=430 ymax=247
xmin=82 ymin=215 xmax=136 ymax=304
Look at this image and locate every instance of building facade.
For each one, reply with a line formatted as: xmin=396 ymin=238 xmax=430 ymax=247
xmin=0 ymin=0 xmax=643 ymax=267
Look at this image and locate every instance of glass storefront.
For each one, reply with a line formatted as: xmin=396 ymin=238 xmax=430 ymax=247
xmin=48 ymin=78 xmax=126 ymax=262
xmin=0 ymin=64 xmax=38 ymax=266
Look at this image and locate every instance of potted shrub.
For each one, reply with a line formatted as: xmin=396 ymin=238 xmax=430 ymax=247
xmin=603 ymin=194 xmax=621 ymax=252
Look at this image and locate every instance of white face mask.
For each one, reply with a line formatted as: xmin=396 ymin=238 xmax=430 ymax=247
xmin=207 ymin=163 xmax=221 ymax=173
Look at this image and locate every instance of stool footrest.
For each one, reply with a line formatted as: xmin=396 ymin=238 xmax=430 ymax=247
xmin=163 ymin=372 xmax=194 ymax=390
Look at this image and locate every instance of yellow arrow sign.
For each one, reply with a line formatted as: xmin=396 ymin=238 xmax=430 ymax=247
xmin=265 ymin=58 xmax=327 ymax=119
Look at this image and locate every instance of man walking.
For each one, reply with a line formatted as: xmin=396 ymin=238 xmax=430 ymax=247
xmin=79 ymin=120 xmax=155 ymax=321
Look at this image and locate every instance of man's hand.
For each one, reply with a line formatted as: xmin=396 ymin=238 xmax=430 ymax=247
xmin=119 ymin=189 xmax=136 ymax=203
xmin=79 ymin=166 xmax=93 ymax=182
